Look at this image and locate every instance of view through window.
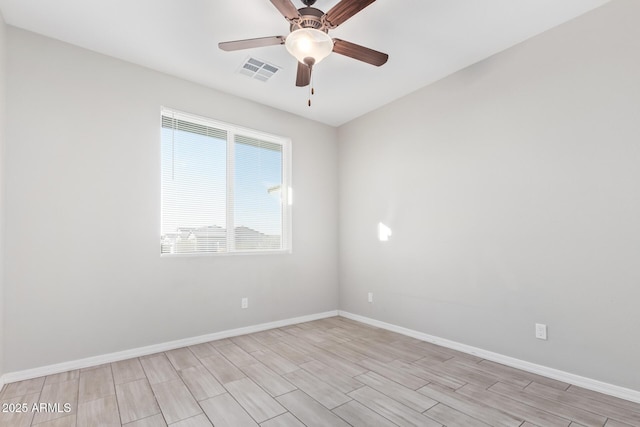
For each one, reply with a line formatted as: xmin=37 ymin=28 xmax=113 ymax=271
xmin=161 ymin=109 xmax=291 ymax=255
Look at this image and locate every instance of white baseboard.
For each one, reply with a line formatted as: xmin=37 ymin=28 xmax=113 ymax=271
xmin=338 ymin=310 xmax=640 ymax=404
xmin=4 ymin=308 xmax=638 ymax=405
xmin=0 ymin=310 xmax=338 ymax=385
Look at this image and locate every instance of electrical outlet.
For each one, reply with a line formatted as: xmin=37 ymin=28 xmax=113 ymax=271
xmin=241 ymin=297 xmax=248 ymax=309
xmin=368 ymin=292 xmax=373 ymax=303
xmin=535 ymin=323 xmax=547 ymax=340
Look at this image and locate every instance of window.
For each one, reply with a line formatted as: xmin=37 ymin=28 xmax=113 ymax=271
xmin=161 ymin=108 xmax=291 ymax=255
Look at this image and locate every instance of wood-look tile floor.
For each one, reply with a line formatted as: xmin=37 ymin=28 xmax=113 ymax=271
xmin=1 ymin=316 xmax=639 ymax=426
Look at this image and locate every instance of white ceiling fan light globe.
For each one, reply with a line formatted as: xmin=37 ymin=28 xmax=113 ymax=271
xmin=285 ymin=28 xmax=334 ymax=65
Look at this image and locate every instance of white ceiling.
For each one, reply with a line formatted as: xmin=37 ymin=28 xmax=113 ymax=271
xmin=0 ymin=0 xmax=609 ymax=126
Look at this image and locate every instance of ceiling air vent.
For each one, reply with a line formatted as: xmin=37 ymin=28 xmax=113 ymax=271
xmin=238 ymin=57 xmax=281 ymax=82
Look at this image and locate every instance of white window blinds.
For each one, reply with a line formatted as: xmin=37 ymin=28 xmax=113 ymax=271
xmin=161 ymin=109 xmax=291 ymax=255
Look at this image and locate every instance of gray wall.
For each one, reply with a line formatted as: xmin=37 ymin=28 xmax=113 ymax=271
xmin=4 ymin=28 xmax=339 ymax=372
xmin=0 ymin=11 xmax=6 ymax=379
xmin=338 ymin=0 xmax=640 ymax=390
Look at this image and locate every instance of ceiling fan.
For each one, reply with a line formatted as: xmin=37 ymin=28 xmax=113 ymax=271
xmin=218 ymin=0 xmax=389 ymax=88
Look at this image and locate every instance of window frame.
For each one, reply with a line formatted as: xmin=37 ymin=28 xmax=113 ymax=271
xmin=160 ymin=107 xmax=292 ymax=257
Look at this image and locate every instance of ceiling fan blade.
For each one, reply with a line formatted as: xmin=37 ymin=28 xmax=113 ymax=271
xmin=332 ymin=39 xmax=388 ymax=66
xmin=269 ymin=0 xmax=301 ymax=21
xmin=296 ymin=62 xmax=311 ymax=87
xmin=218 ymin=36 xmax=286 ymax=51
xmin=325 ymin=0 xmax=376 ymax=28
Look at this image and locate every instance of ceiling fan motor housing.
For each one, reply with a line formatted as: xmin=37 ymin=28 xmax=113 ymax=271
xmin=291 ymin=7 xmax=329 ymax=32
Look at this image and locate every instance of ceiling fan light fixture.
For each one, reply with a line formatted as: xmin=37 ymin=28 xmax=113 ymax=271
xmin=285 ymin=28 xmax=333 ymax=65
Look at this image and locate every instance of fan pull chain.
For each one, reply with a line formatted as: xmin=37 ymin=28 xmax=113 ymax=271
xmin=308 ymin=75 xmax=315 ymax=107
